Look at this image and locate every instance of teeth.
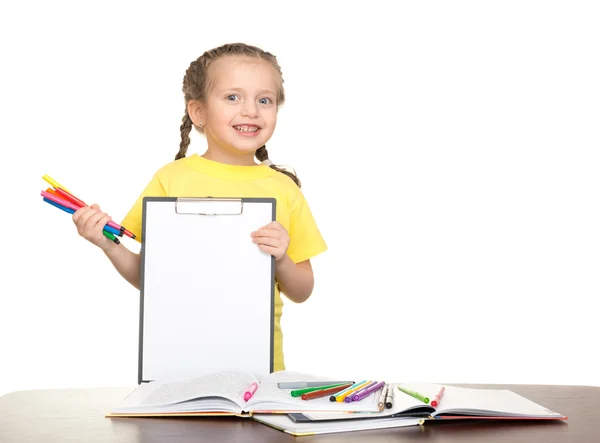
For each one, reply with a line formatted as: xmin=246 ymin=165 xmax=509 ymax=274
xmin=234 ymin=125 xmax=258 ymax=132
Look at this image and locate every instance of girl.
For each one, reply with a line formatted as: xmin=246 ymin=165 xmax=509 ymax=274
xmin=72 ymin=42 xmax=327 ymax=372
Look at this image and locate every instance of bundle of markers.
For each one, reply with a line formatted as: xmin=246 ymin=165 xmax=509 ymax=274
xmin=278 ymin=380 xmax=393 ymax=411
xmin=40 ymin=174 xmax=136 ymax=245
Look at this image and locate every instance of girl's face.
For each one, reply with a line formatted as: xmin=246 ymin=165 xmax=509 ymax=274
xmin=200 ymin=56 xmax=280 ymax=161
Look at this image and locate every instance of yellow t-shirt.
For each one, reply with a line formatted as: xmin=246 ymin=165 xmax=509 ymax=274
xmin=121 ymin=154 xmax=328 ymax=372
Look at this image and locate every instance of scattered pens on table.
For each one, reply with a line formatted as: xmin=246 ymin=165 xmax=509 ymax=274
xmin=352 ymin=380 xmax=386 ymax=402
xmin=335 ymin=380 xmax=371 ymax=403
xmin=385 ymin=384 xmax=394 ymax=408
xmin=345 ymin=381 xmax=378 ymax=403
xmin=377 ymin=384 xmax=389 ymax=411
xmin=397 ymin=385 xmax=430 ymax=404
xmin=278 ymin=380 xmax=354 ymax=389
xmin=301 ymin=383 xmax=353 ymax=400
xmin=244 ymin=382 xmax=258 ymax=401
xmin=344 ymin=381 xmax=375 ymax=403
xmin=328 ymin=380 xmax=366 ymax=402
xmin=40 ymin=174 xmax=136 ymax=240
xmin=431 ymin=386 xmax=445 ymax=407
xmin=291 ymin=383 xmax=349 ymax=398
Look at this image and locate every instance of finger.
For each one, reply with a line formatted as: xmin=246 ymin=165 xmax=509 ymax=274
xmin=252 ymin=228 xmax=282 ymax=238
xmin=73 ymin=206 xmax=97 ymax=227
xmin=252 ymin=236 xmax=281 ymax=248
xmin=83 ymin=210 xmax=111 ymax=233
xmin=257 ymin=244 xmax=279 ymax=256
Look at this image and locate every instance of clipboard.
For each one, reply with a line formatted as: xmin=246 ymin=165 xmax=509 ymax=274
xmin=138 ymin=197 xmax=276 ymax=383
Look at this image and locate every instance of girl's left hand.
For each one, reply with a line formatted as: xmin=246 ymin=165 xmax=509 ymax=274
xmin=251 ymin=221 xmax=290 ymax=261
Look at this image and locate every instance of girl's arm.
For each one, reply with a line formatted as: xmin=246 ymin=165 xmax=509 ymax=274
xmin=275 ymin=258 xmax=314 ymax=303
xmin=102 ymin=242 xmax=142 ymax=290
xmin=72 ymin=204 xmax=142 ymax=290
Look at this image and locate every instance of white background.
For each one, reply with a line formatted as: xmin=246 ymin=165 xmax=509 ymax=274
xmin=1 ymin=1 xmax=599 ymax=398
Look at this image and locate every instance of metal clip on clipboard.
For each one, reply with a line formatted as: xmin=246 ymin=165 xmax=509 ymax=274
xmin=174 ymin=197 xmax=244 ymax=216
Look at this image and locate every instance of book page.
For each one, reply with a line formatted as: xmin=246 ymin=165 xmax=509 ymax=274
xmin=115 ymin=371 xmax=258 ymax=411
xmin=420 ymin=384 xmax=566 ymax=418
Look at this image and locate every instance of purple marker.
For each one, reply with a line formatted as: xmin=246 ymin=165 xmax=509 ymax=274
xmin=353 ymin=381 xmax=386 ymax=402
xmin=346 ymin=381 xmax=377 ymax=402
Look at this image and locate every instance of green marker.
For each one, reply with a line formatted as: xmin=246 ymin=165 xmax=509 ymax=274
xmin=103 ymin=231 xmax=120 ymax=244
xmin=397 ymin=385 xmax=429 ymax=404
xmin=290 ymin=383 xmax=347 ymax=397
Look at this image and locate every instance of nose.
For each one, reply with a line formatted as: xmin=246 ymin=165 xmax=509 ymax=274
xmin=241 ymin=99 xmax=258 ymax=118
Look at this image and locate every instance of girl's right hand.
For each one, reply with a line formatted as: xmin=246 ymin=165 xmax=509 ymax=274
xmin=72 ymin=203 xmax=114 ymax=250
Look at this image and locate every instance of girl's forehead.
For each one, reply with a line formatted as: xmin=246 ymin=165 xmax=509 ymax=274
xmin=209 ymin=56 xmax=278 ymax=91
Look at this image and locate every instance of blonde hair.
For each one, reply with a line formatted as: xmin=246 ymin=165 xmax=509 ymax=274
xmin=176 ymin=43 xmax=300 ymax=187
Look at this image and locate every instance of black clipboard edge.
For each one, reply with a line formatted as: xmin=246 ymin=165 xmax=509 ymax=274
xmin=137 ymin=197 xmax=276 ymax=384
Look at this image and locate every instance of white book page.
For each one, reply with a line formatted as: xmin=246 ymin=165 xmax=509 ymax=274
xmin=114 ymin=371 xmax=258 ymax=411
xmin=416 ymin=384 xmax=565 ymax=417
xmin=253 ymin=414 xmax=422 ymax=436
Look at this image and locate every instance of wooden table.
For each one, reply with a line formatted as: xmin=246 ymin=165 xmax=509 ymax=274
xmin=0 ymin=384 xmax=597 ymax=442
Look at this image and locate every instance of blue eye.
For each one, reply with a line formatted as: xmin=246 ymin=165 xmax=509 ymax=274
xmin=258 ymin=97 xmax=271 ymax=105
xmin=226 ymin=95 xmax=239 ymax=101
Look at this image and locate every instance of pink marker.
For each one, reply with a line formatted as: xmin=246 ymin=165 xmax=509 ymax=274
xmin=244 ymin=382 xmax=259 ymax=401
xmin=41 ymin=190 xmax=80 ymax=212
xmin=431 ymin=386 xmax=445 ymax=407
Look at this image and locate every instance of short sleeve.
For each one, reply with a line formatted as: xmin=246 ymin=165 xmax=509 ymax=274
xmin=286 ymin=192 xmax=327 ymax=263
xmin=120 ymin=173 xmax=167 ymax=242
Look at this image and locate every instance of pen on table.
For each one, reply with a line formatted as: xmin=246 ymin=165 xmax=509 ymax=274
xmin=329 ymin=380 xmax=366 ymax=402
xmin=430 ymin=386 xmax=445 ymax=407
xmin=301 ymin=383 xmax=353 ymax=400
xmin=397 ymin=385 xmax=430 ymax=404
xmin=278 ymin=380 xmax=354 ymax=389
xmin=377 ymin=384 xmax=389 ymax=411
xmin=345 ymin=381 xmax=377 ymax=403
xmin=385 ymin=384 xmax=394 ymax=408
xmin=353 ymin=381 xmax=386 ymax=402
xmin=42 ymin=198 xmax=120 ymax=244
xmin=336 ymin=381 xmax=371 ymax=403
xmin=244 ymin=382 xmax=259 ymax=401
xmin=291 ymin=383 xmax=348 ymax=398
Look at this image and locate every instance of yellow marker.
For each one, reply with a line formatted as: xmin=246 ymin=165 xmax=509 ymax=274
xmin=42 ymin=175 xmax=71 ymax=193
xmin=336 ymin=380 xmax=372 ymax=402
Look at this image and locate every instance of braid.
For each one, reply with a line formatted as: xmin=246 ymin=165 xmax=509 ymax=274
xmin=175 ymin=113 xmax=193 ymax=160
xmin=256 ymin=145 xmax=301 ymax=188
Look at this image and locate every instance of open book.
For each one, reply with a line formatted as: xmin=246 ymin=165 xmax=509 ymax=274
xmin=290 ymin=383 xmax=567 ymax=422
xmin=107 ymin=371 xmax=381 ymax=417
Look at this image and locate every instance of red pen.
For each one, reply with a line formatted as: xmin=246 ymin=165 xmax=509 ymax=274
xmin=41 ymin=190 xmax=80 ymax=212
xmin=244 ymin=382 xmax=259 ymax=401
xmin=431 ymin=386 xmax=445 ymax=407
xmin=50 ymin=187 xmax=136 ymax=240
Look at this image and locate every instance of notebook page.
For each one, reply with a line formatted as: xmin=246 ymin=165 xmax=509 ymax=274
xmin=115 ymin=371 xmax=257 ymax=409
xmin=423 ymin=384 xmax=565 ymax=417
xmin=253 ymin=414 xmax=422 ymax=436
